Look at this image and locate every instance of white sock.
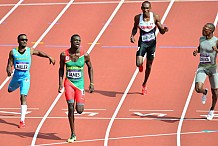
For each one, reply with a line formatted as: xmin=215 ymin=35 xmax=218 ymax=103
xmin=20 ymin=105 xmax=27 ymax=122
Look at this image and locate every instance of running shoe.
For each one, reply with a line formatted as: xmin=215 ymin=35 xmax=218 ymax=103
xmin=138 ymin=64 xmax=143 ymax=72
xmin=18 ymin=121 xmax=25 ymax=128
xmin=142 ymin=85 xmax=147 ymax=95
xmin=67 ymin=134 xmax=76 ymax=143
xmin=202 ymin=88 xmax=208 ymax=104
xmin=207 ymin=110 xmax=214 ymax=120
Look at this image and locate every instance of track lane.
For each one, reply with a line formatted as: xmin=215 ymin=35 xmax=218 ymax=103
xmin=1 ymin=1 xmax=218 ymax=146
xmin=180 ymin=3 xmax=218 ymax=145
xmin=22 ymin=0 xmax=70 ymax=3
xmin=101 ymin=2 xmax=175 ymax=146
xmin=0 ymin=0 xmax=20 ymax=5
xmin=30 ymin=2 xmax=122 ymax=146
xmin=0 ymin=3 xmax=67 ymax=84
xmin=104 ymin=1 xmax=218 ymax=146
xmin=0 ymin=2 xmax=76 ymax=146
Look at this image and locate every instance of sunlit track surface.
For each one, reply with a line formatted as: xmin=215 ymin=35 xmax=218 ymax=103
xmin=0 ymin=0 xmax=218 ymax=146
xmin=0 ymin=0 xmax=218 ymax=6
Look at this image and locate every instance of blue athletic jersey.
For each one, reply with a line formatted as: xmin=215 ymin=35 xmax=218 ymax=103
xmin=12 ymin=47 xmax=31 ymax=78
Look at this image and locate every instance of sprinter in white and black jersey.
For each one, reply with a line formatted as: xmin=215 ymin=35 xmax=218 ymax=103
xmin=193 ymin=23 xmax=218 ymax=120
xmin=130 ymin=1 xmax=168 ymax=95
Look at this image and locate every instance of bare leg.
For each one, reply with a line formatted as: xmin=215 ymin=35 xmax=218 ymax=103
xmin=68 ymin=102 xmax=75 ymax=135
xmin=19 ymin=95 xmax=27 ymax=128
xmin=195 ymin=82 xmax=207 ymax=94
xmin=142 ymin=60 xmax=153 ymax=86
xmin=20 ymin=94 xmax=27 ymax=105
xmin=210 ymin=88 xmax=218 ymax=110
xmin=76 ymin=104 xmax=84 ymax=114
xmin=136 ymin=56 xmax=143 ymax=67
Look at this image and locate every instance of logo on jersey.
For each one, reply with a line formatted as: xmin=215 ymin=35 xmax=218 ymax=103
xmin=65 ymin=56 xmax=70 ymax=61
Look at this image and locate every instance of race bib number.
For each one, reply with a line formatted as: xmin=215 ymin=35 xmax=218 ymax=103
xmin=67 ymin=70 xmax=81 ymax=79
xmin=15 ymin=62 xmax=29 ymax=71
xmin=200 ymin=54 xmax=211 ymax=63
xmin=142 ymin=33 xmax=155 ymax=42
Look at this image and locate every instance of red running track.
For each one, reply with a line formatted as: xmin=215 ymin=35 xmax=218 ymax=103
xmin=0 ymin=1 xmax=218 ymax=146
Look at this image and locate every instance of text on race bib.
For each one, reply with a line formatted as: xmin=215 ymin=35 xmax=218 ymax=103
xmin=200 ymin=54 xmax=211 ymax=63
xmin=142 ymin=32 xmax=155 ymax=42
xmin=67 ymin=70 xmax=82 ymax=79
xmin=15 ymin=62 xmax=29 ymax=71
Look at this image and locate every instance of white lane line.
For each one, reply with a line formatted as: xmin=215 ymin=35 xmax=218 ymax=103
xmin=0 ymin=108 xmax=39 ymax=110
xmin=34 ymin=130 xmax=217 ymax=146
xmin=103 ymin=1 xmax=175 ymax=146
xmin=0 ymin=75 xmax=13 ymax=90
xmin=0 ymin=1 xmax=158 ymax=7
xmin=129 ymin=109 xmax=174 ymax=112
xmin=196 ymin=110 xmax=218 ymax=112
xmin=214 ymin=12 xmax=218 ymax=27
xmin=61 ymin=108 xmax=106 ymax=110
xmin=176 ymin=13 xmax=218 ymax=146
xmin=0 ymin=111 xmax=31 ymax=114
xmin=31 ymin=88 xmax=64 ymax=146
xmin=176 ymin=77 xmax=196 ymax=146
xmin=0 ymin=0 xmax=24 ymax=90
xmin=86 ymin=0 xmax=124 ymax=54
xmin=0 ymin=116 xmax=216 ymax=121
xmin=0 ymin=0 xmax=23 ymax=24
xmin=200 ymin=114 xmax=218 ymax=117
xmin=0 ymin=0 xmax=217 ymax=7
xmin=30 ymin=0 xmax=75 ymax=145
xmin=31 ymin=1 xmax=124 ymax=146
xmin=1 ymin=0 xmax=72 ymax=90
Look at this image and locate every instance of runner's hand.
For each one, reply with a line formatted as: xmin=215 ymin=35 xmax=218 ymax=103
xmin=130 ymin=36 xmax=135 ymax=43
xmin=89 ymin=83 xmax=94 ymax=93
xmin=58 ymin=85 xmax=63 ymax=93
xmin=212 ymin=46 xmax=218 ymax=52
xmin=193 ymin=50 xmax=198 ymax=56
xmin=6 ymin=68 xmax=13 ymax=76
xmin=164 ymin=26 xmax=168 ymax=32
xmin=49 ymin=57 xmax=55 ymax=65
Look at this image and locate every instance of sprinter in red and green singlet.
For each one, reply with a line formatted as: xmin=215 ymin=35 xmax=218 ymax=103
xmin=58 ymin=34 xmax=94 ymax=143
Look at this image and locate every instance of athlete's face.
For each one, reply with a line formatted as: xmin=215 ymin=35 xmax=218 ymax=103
xmin=71 ymin=36 xmax=81 ymax=49
xmin=202 ymin=25 xmax=212 ymax=36
xmin=141 ymin=2 xmax=151 ymax=14
xmin=18 ymin=35 xmax=28 ymax=48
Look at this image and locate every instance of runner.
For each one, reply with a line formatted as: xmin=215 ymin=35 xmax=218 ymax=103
xmin=6 ymin=34 xmax=55 ymax=128
xmin=130 ymin=1 xmax=168 ymax=95
xmin=58 ymin=34 xmax=94 ymax=142
xmin=193 ymin=23 xmax=218 ymax=120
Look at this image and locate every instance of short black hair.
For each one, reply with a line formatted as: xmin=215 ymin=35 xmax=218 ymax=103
xmin=142 ymin=1 xmax=151 ymax=6
xmin=70 ymin=34 xmax=80 ymax=41
xmin=17 ymin=34 xmax=26 ymax=40
xmin=206 ymin=23 xmax=215 ymax=32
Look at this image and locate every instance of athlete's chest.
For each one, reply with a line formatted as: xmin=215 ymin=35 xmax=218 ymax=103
xmin=200 ymin=39 xmax=216 ymax=52
xmin=139 ymin=19 xmax=155 ymax=29
xmin=69 ymin=52 xmax=80 ymax=62
xmin=13 ymin=48 xmax=31 ymax=61
xmin=65 ymin=54 xmax=84 ymax=67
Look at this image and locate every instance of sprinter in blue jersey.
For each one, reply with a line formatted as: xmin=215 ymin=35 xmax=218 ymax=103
xmin=6 ymin=34 xmax=55 ymax=128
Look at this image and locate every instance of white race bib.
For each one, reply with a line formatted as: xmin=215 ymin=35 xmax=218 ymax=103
xmin=200 ymin=54 xmax=211 ymax=63
xmin=15 ymin=63 xmax=29 ymax=71
xmin=67 ymin=70 xmax=81 ymax=79
xmin=142 ymin=33 xmax=155 ymax=42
